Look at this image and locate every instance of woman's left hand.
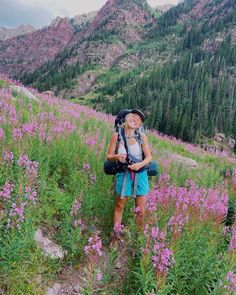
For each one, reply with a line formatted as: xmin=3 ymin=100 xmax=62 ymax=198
xmin=128 ymin=163 xmax=143 ymax=171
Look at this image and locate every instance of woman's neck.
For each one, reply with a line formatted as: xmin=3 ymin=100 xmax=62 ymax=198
xmin=124 ymin=126 xmax=135 ymax=137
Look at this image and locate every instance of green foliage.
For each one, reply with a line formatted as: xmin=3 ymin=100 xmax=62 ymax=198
xmin=169 ymin=224 xmax=227 ymax=294
xmin=103 ymin=41 xmax=236 ymax=143
xmin=21 ymin=63 xmax=94 ymax=95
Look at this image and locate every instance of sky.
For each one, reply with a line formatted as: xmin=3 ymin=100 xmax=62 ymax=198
xmin=0 ymin=0 xmax=181 ymax=29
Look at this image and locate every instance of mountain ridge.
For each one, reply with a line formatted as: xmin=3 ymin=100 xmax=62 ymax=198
xmin=0 ymin=24 xmax=35 ymax=41
xmin=0 ymin=0 xmax=235 ymax=144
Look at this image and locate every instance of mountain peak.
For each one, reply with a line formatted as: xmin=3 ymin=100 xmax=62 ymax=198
xmin=83 ymin=0 xmax=153 ymax=42
xmin=50 ymin=16 xmax=70 ymax=27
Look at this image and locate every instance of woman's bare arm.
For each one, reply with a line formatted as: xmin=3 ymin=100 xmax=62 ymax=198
xmin=141 ymin=133 xmax=152 ymax=166
xmin=106 ymin=133 xmax=126 ymax=162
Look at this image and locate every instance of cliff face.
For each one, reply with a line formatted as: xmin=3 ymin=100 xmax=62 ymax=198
xmin=57 ymin=0 xmax=154 ymax=67
xmin=0 ymin=18 xmax=75 ymax=77
xmin=0 ymin=0 xmax=154 ymax=80
xmin=82 ymin=0 xmax=153 ymax=41
xmin=0 ymin=25 xmax=35 ymax=41
xmin=179 ymin=0 xmax=235 ymax=24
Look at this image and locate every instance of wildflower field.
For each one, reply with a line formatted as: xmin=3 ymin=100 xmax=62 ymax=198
xmin=0 ymin=75 xmax=236 ymax=294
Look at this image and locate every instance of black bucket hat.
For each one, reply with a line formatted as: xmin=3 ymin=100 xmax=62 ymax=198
xmin=130 ymin=109 xmax=145 ymax=122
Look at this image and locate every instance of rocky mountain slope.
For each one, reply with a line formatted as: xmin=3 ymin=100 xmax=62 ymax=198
xmin=18 ymin=0 xmax=156 ymax=97
xmin=0 ymin=24 xmax=35 ymax=41
xmin=0 ymin=18 xmax=75 ymax=77
xmin=0 ymin=0 xmax=235 ymax=144
xmin=155 ymin=4 xmax=174 ymax=12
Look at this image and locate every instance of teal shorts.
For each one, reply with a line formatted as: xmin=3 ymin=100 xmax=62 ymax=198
xmin=116 ymin=170 xmax=150 ymax=197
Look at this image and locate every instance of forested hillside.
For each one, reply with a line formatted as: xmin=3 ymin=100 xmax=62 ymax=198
xmin=97 ymin=0 xmax=236 ymax=143
xmin=0 ymin=0 xmax=235 ymax=145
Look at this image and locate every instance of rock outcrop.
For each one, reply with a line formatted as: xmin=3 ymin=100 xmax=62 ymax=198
xmin=170 ymin=154 xmax=198 ymax=168
xmin=10 ymin=85 xmax=38 ymax=101
xmin=60 ymin=71 xmax=98 ymax=98
xmin=34 ymin=228 xmax=67 ymax=259
xmin=0 ymin=18 xmax=75 ymax=77
xmin=0 ymin=25 xmax=35 ymax=41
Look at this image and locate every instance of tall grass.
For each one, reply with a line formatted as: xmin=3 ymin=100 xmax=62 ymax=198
xmin=0 ymin=77 xmax=236 ymax=294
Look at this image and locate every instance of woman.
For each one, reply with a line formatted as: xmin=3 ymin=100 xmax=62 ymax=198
xmin=106 ymin=109 xmax=152 ymax=240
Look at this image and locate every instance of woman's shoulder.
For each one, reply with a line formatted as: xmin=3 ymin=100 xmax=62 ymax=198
xmin=140 ymin=131 xmax=148 ymax=144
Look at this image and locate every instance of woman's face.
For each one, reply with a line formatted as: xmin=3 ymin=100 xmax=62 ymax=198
xmin=125 ymin=114 xmax=142 ymax=129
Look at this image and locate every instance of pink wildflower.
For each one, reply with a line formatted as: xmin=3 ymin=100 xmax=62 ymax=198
xmin=3 ymin=150 xmax=14 ymax=164
xmin=0 ymin=182 xmax=14 ymax=200
xmin=229 ymin=226 xmax=236 ymax=253
xmin=83 ymin=163 xmax=91 ymax=172
xmin=113 ymin=222 xmax=124 ymax=234
xmin=13 ymin=128 xmax=23 ymax=139
xmin=95 ymin=271 xmax=103 ymax=282
xmin=25 ymin=187 xmax=37 ymax=202
xmin=86 ymin=136 xmax=97 ymax=146
xmin=84 ymin=233 xmax=102 ymax=259
xmin=0 ymin=127 xmax=4 ymax=139
xmin=70 ymin=197 xmax=81 ymax=217
xmin=133 ymin=206 xmax=142 ymax=216
xmin=224 ymin=271 xmax=236 ymax=293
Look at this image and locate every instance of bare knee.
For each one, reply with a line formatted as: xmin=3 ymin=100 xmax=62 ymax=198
xmin=115 ymin=201 xmax=126 ymax=213
xmin=137 ymin=206 xmax=145 ymax=217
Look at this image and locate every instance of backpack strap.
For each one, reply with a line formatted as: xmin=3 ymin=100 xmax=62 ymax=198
xmin=135 ymin=129 xmax=144 ymax=160
xmin=115 ymin=127 xmax=123 ymax=154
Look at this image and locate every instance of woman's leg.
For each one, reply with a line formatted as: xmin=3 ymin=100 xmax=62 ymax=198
xmin=113 ymin=194 xmax=127 ymax=230
xmin=135 ymin=196 xmax=146 ymax=231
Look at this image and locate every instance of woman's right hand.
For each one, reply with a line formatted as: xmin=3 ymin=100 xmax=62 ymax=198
xmin=116 ymin=154 xmax=126 ymax=163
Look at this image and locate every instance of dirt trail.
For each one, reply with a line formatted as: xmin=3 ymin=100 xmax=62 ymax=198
xmin=46 ymin=242 xmax=131 ymax=295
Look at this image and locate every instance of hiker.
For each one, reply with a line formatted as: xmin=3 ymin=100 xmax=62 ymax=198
xmin=106 ymin=109 xmax=152 ymax=238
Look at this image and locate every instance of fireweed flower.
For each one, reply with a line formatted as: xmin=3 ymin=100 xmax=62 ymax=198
xmin=225 ymin=169 xmax=231 ymax=178
xmin=0 ymin=127 xmax=4 ymax=139
xmin=24 ymin=187 xmax=37 ymax=202
xmin=18 ymin=153 xmax=30 ymax=168
xmin=39 ymin=124 xmax=47 ymax=141
xmin=84 ymin=233 xmax=102 ymax=259
xmin=203 ymin=187 xmax=228 ymax=221
xmin=151 ymin=227 xmax=174 ymax=274
xmin=113 ymin=222 xmax=124 ymax=234
xmin=89 ymin=173 xmax=96 ymax=185
xmin=233 ymin=169 xmax=236 ymax=186
xmin=3 ymin=150 xmax=14 ymax=164
xmin=13 ymin=128 xmax=23 ymax=140
xmin=224 ymin=271 xmax=236 ymax=293
xmin=70 ymin=197 xmax=81 ymax=217
xmin=83 ymin=163 xmax=91 ymax=172
xmin=7 ymin=201 xmax=27 ymax=229
xmin=72 ymin=219 xmax=84 ymax=229
xmin=168 ymin=213 xmax=189 ymax=236
xmin=0 ymin=182 xmax=14 ymax=200
xmin=27 ymin=161 xmax=39 ymax=181
xmin=0 ymin=115 xmax=7 ymax=125
xmin=133 ymin=206 xmax=142 ymax=216
xmin=147 ymin=173 xmax=229 ymax=224
xmin=22 ymin=122 xmax=38 ymax=136
xmin=86 ymin=136 xmax=97 ymax=146
xmin=8 ymin=105 xmax=17 ymax=125
xmin=229 ymin=226 xmax=236 ymax=253
xmin=18 ymin=154 xmax=38 ymax=174
xmin=95 ymin=271 xmax=103 ymax=282
xmin=223 ymin=226 xmax=230 ymax=236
